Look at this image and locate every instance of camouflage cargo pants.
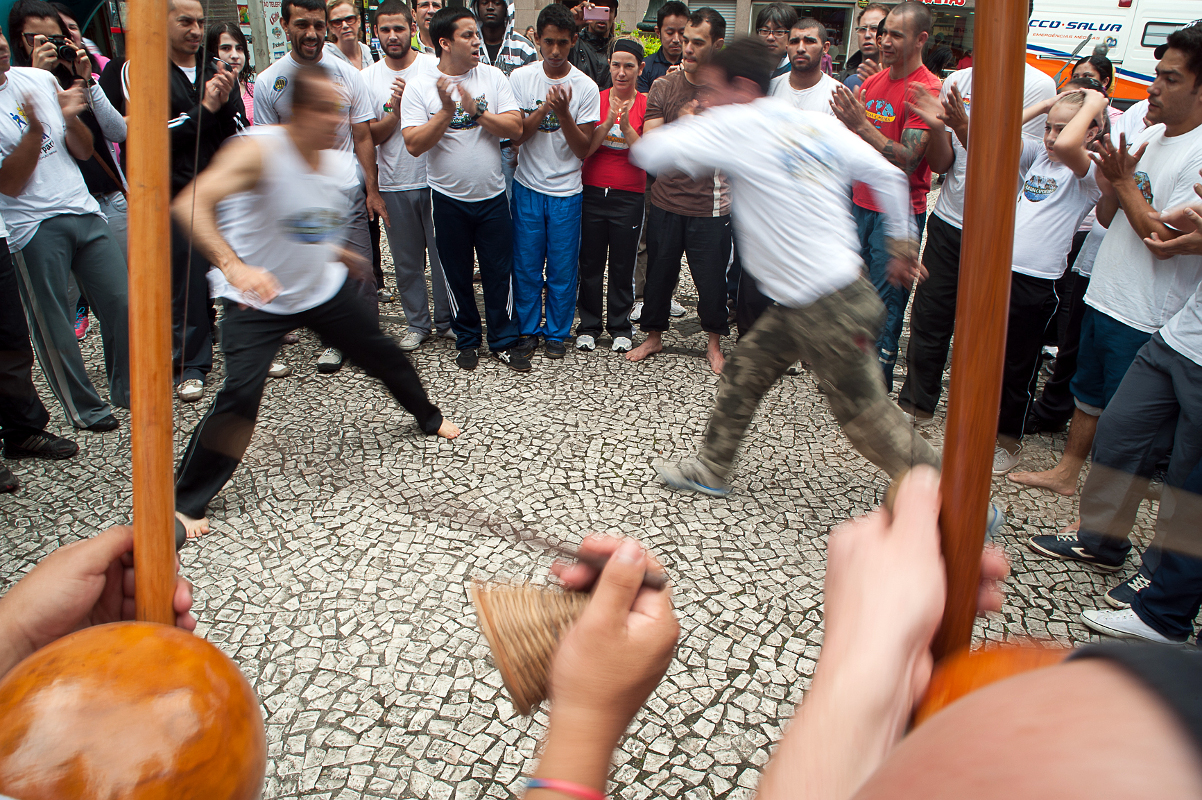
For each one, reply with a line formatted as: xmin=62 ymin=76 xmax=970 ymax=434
xmin=698 ymin=276 xmax=940 ymax=480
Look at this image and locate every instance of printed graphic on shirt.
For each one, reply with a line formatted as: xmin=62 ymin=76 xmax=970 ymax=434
xmin=1023 ymin=174 xmax=1059 ymax=202
xmin=282 ymin=208 xmax=348 ymax=243
xmin=526 ymin=99 xmax=560 ymax=132
xmin=8 ymin=103 xmax=55 ymax=159
xmin=1133 ymin=171 xmax=1153 ymax=204
xmin=776 ymin=121 xmax=839 ymax=185
xmin=865 ymin=98 xmax=896 ymax=128
xmin=448 ymin=96 xmax=488 ymax=130
xmin=602 ymin=122 xmax=627 ymax=150
xmin=274 ymin=76 xmax=288 ymax=92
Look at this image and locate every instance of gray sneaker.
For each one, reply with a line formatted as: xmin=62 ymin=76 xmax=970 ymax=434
xmin=317 ymin=348 xmax=344 ymax=374
xmin=654 ymin=457 xmax=730 ymax=498
xmin=176 ymin=378 xmax=204 ymax=403
xmin=398 ymin=331 xmax=427 ymax=351
xmin=378 ymin=288 xmax=395 ymax=303
xmin=268 ymin=360 xmax=292 ymax=378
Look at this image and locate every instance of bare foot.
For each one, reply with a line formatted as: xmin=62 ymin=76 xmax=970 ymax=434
xmin=626 ymin=336 xmax=663 ymax=363
xmin=707 ymin=347 xmax=725 ymax=375
xmin=1008 ymin=466 xmax=1078 ymax=496
xmin=175 ymin=511 xmax=210 ymax=539
xmin=1061 ymin=519 xmax=1080 ymax=535
xmin=437 ymin=419 xmax=461 ymax=439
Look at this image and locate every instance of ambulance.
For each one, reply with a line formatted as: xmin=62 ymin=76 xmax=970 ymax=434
xmin=1027 ymin=0 xmax=1201 ymax=106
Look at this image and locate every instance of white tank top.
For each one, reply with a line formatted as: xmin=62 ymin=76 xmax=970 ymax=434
xmin=209 ymin=126 xmax=355 ymax=315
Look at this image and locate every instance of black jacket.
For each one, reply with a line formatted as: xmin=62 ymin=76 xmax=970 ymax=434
xmin=570 ymin=30 xmax=612 ymax=90
xmin=167 ymin=61 xmax=247 ymax=197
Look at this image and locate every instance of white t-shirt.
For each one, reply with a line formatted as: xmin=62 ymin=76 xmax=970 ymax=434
xmin=0 ymin=68 xmax=101 ymax=252
xmin=363 ymin=54 xmax=435 ymax=192
xmin=932 ymin=65 xmax=1058 ymax=230
xmin=324 ymin=41 xmax=375 ymax=71
xmin=509 ymin=62 xmax=600 ymax=196
xmin=210 ymin=126 xmax=351 ymax=314
xmin=179 ymin=65 xmax=197 ymax=83
xmin=768 ymin=71 xmax=839 ymax=115
xmin=400 ymin=63 xmax=518 ymax=202
xmin=253 ymin=53 xmax=375 ymax=156
xmin=1160 ymin=282 xmax=1202 ymax=367
xmin=1011 ymin=139 xmax=1101 ymax=280
xmin=632 ymin=97 xmax=914 ymax=308
xmin=1086 ymin=123 xmax=1202 ymax=333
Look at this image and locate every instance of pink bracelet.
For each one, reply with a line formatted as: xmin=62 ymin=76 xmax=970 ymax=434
xmin=525 ymin=778 xmax=606 ymax=800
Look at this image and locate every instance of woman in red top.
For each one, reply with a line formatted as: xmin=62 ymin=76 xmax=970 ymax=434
xmin=575 ymin=39 xmax=647 ymax=353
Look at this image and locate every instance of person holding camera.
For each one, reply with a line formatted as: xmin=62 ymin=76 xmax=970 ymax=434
xmin=0 ymin=21 xmax=131 ymax=434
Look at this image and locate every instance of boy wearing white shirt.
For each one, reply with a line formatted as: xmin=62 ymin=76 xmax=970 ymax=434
xmin=992 ymin=89 xmax=1105 ymax=474
xmin=401 ymin=6 xmax=529 ymax=371
xmin=0 ymin=45 xmax=130 ymax=432
xmin=364 ymin=0 xmax=450 ymax=351
xmin=632 ymin=39 xmax=936 ymax=498
xmin=508 ymin=4 xmax=599 ymax=359
xmin=768 ymin=19 xmax=838 ymax=115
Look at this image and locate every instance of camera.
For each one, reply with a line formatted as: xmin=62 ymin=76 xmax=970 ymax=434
xmin=46 ymin=35 xmax=77 ymax=62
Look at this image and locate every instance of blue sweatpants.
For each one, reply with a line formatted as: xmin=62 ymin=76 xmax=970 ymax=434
xmin=511 ymin=181 xmax=583 ymax=343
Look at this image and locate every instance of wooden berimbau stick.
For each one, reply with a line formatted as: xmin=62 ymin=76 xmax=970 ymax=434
xmin=0 ymin=0 xmax=267 ymax=795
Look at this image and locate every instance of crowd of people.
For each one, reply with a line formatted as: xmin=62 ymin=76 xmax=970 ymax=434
xmin=3 ymin=0 xmax=1202 ymax=792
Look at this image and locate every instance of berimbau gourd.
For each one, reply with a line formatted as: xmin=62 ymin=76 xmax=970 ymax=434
xmin=0 ymin=1 xmax=267 ymax=795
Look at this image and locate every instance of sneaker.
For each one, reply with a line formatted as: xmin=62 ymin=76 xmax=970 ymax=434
xmin=317 ymin=348 xmax=344 ymax=374
xmin=1081 ymin=608 xmax=1181 ymax=644
xmin=268 ymin=361 xmax=292 ymax=378
xmin=576 ymin=335 xmax=596 ymax=352
xmin=398 ymin=331 xmax=427 ymax=351
xmin=378 ymin=287 xmax=395 ymax=303
xmin=492 ymin=348 xmax=532 ymax=372
xmin=83 ymin=414 xmax=119 ymax=432
xmin=611 ymin=336 xmax=633 ymax=353
xmin=456 ymin=349 xmax=479 ymax=370
xmin=74 ymin=307 xmax=89 ymax=341
xmin=985 ymin=503 xmax=1005 ymax=543
xmin=436 ymin=328 xmax=457 ymax=341
xmin=785 ymin=362 xmax=801 ymax=376
xmin=992 ymin=443 xmax=1022 ymax=475
xmin=669 ymin=299 xmax=687 ymax=317
xmin=514 ymin=335 xmax=539 ymax=359
xmin=175 ymin=379 xmax=204 ymax=403
xmin=629 ymin=301 xmax=644 ymax=322
xmin=1026 ymin=532 xmax=1124 ymax=572
xmin=654 ymin=457 xmax=731 ymax=498
xmin=902 ymin=409 xmax=937 ymax=428
xmin=282 ymin=331 xmax=300 ymax=345
xmin=1105 ymin=570 xmax=1152 ymax=609
xmin=1023 ymin=410 xmax=1067 ymax=435
xmin=545 ymin=340 xmax=566 ymax=359
xmin=4 ymin=430 xmax=78 ymax=460
xmin=0 ymin=463 xmax=17 ymax=493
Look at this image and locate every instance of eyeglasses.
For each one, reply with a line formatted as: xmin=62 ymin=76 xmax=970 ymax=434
xmin=329 ymin=14 xmax=358 ymax=27
xmin=756 ymin=28 xmax=789 ymax=38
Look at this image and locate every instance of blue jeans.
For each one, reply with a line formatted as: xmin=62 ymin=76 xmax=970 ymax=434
xmin=1070 ymin=306 xmax=1153 ymax=411
xmin=511 ymin=182 xmax=583 ymax=342
xmin=854 ymin=205 xmax=927 ymax=391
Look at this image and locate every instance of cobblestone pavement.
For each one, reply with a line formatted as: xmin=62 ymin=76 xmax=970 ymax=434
xmin=0 ymin=245 xmax=1161 ymax=799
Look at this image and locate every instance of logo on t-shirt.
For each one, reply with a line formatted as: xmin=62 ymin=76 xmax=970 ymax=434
xmin=865 ymin=98 xmax=896 ymax=128
xmin=1133 ymin=171 xmax=1153 ymax=205
xmin=530 ymin=99 xmax=560 ymax=133
xmin=602 ymin=122 xmax=627 ymax=150
xmin=448 ymin=96 xmax=488 ymax=130
xmin=777 ymin=122 xmax=838 ymax=183
xmin=274 ymin=76 xmax=288 ymax=92
xmin=281 ymin=208 xmax=347 ymax=243
xmin=1023 ymin=174 xmax=1058 ymax=202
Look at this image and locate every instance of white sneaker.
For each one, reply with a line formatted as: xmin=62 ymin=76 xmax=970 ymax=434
xmin=669 ymin=299 xmax=687 ymax=317
xmin=629 ymin=301 xmax=643 ymax=322
xmin=611 ymin=336 xmax=633 ymax=353
xmin=575 ymin=334 xmax=596 ymax=351
xmin=176 ymin=378 xmax=204 ymax=402
xmin=436 ymin=328 xmax=457 ymax=340
xmin=1081 ymin=608 xmax=1178 ymax=644
xmin=398 ymin=331 xmax=427 ymax=351
xmin=316 ymin=348 xmax=344 ymax=374
xmin=268 ymin=361 xmax=292 ymax=378
xmin=992 ymin=443 xmax=1022 ymax=475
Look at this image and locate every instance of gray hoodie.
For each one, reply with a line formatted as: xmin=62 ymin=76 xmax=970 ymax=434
xmin=473 ymin=0 xmax=538 ymax=76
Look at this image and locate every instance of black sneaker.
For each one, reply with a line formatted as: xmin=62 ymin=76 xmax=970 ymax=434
xmin=545 ymin=340 xmax=566 ymax=359
xmin=455 ymin=348 xmax=479 ymax=371
xmin=1023 ymin=410 xmax=1068 ymax=435
xmin=83 ymin=414 xmax=119 ymax=432
xmin=4 ymin=431 xmax=79 ymax=460
xmin=1026 ymin=532 xmax=1124 ymax=572
xmin=492 ymin=348 xmax=532 ymax=372
xmin=514 ymin=335 xmax=539 ymax=359
xmin=1105 ymin=569 xmax=1152 ymax=609
xmin=0 ymin=463 xmax=17 ymax=493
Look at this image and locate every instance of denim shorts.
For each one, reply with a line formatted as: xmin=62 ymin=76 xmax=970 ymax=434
xmin=1070 ymin=305 xmax=1152 ymax=412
